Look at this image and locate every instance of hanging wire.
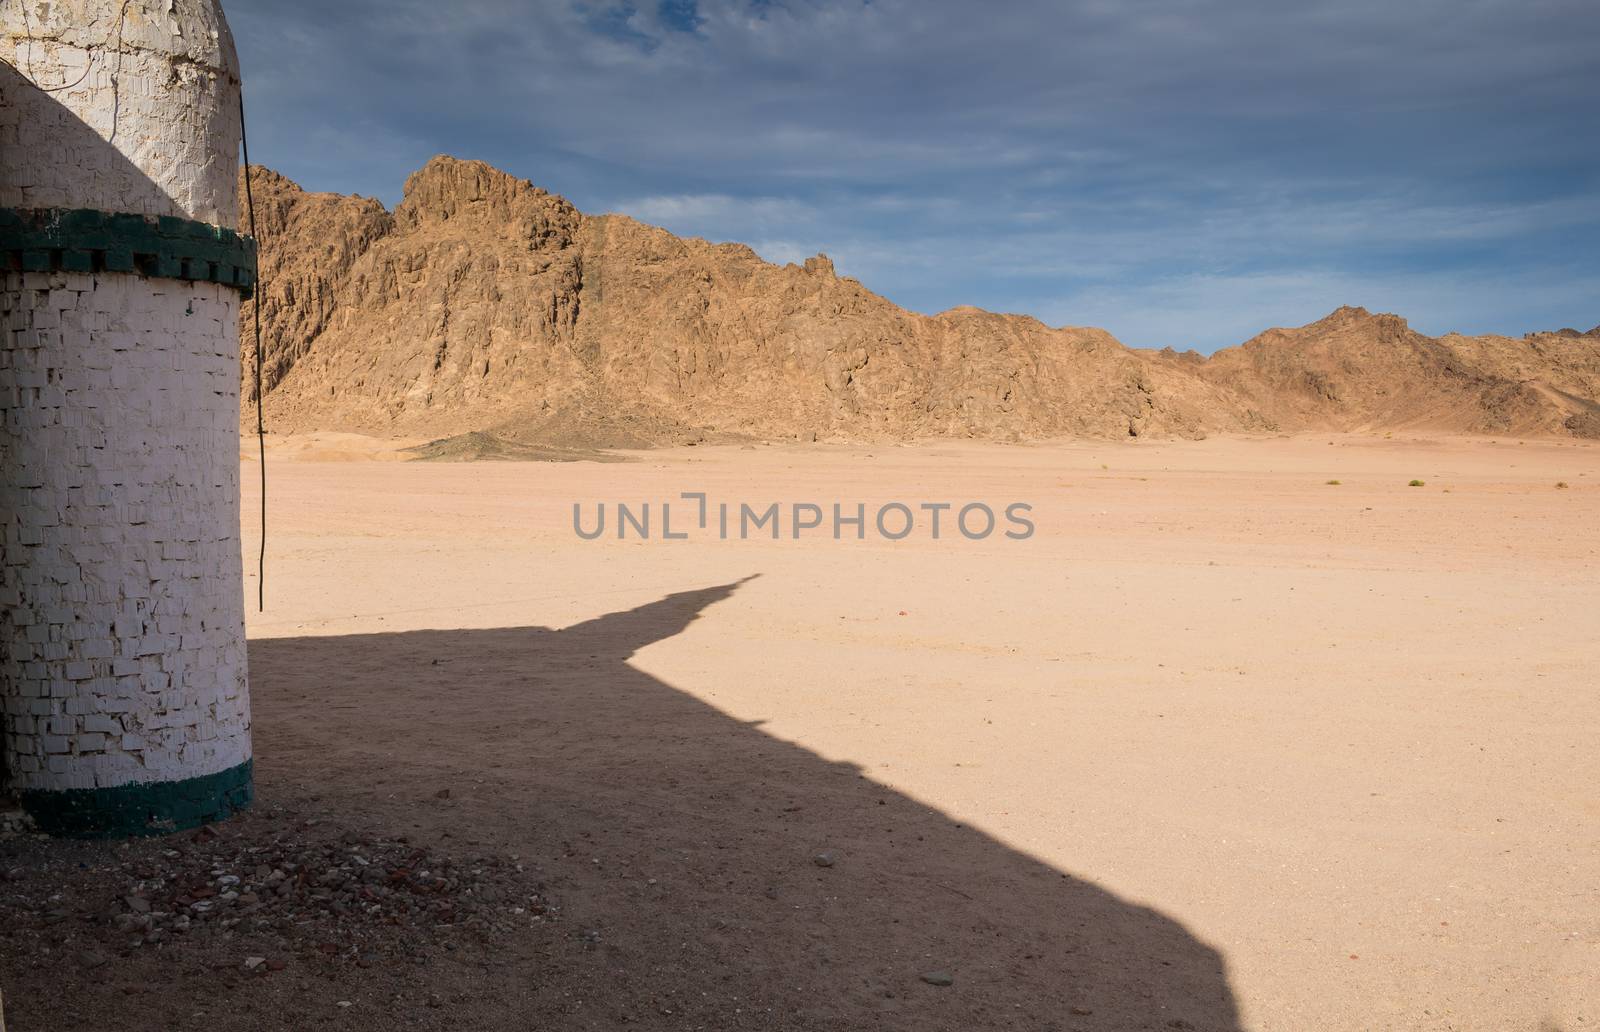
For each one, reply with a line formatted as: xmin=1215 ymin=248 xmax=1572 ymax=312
xmin=238 ymin=90 xmax=267 ymax=613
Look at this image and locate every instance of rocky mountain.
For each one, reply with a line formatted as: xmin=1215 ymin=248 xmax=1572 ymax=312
xmin=239 ymin=157 xmax=1600 ymax=447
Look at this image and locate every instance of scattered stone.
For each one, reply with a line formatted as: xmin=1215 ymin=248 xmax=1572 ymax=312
xmin=0 ymin=806 xmax=540 ymax=1022
xmin=812 ymin=850 xmax=837 ymax=868
xmin=919 ymin=971 xmax=953 ymax=987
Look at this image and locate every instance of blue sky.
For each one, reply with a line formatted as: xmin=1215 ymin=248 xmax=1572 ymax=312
xmin=228 ymin=0 xmax=1598 ymax=352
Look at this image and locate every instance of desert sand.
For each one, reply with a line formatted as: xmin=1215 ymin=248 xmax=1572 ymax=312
xmin=218 ymin=433 xmax=1596 ymax=1030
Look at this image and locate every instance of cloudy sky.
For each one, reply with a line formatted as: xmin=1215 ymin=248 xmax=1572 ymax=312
xmin=229 ymin=0 xmax=1598 ymax=351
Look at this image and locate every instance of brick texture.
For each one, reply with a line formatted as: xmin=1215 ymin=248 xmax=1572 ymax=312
xmin=0 ymin=2 xmax=253 ymax=807
xmin=1 ymin=269 xmax=252 ymax=791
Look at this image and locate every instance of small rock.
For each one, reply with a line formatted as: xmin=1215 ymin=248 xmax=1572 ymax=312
xmin=920 ymin=971 xmax=953 ymax=987
xmin=75 ymin=950 xmax=108 ymax=970
xmin=125 ymin=895 xmax=151 ymax=914
xmin=336 ymin=1001 xmax=352 ymax=1009
xmin=435 ymin=788 xmax=451 ymax=800
xmin=812 ymin=850 xmax=837 ymax=868
xmin=243 ymin=956 xmax=266 ymax=971
xmin=1070 ymin=1005 xmax=1094 ymax=1016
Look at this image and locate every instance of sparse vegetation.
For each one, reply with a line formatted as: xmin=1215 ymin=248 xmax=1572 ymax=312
xmin=1326 ymin=479 xmax=1341 ymax=485
xmin=1556 ymin=481 xmax=1570 ymax=489
xmin=1408 ymin=479 xmax=1425 ymax=487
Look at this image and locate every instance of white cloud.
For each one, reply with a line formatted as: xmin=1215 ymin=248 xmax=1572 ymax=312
xmin=229 ymin=0 xmax=1600 ymax=352
xmin=611 ymin=193 xmax=816 ymax=225
xmin=1032 ymin=268 xmax=1600 ymax=351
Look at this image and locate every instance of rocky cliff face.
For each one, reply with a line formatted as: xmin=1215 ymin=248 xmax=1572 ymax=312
xmin=240 ymin=157 xmax=1600 ymax=445
xmin=1159 ymin=307 xmax=1600 ymax=437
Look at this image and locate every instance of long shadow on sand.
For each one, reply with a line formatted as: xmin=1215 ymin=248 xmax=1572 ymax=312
xmin=249 ymin=579 xmax=1243 ymax=1031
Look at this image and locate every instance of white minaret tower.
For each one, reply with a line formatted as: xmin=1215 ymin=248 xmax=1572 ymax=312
xmin=1 ymin=0 xmax=254 ymax=836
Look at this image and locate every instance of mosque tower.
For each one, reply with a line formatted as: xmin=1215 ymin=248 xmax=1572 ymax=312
xmin=1 ymin=0 xmax=255 ymax=836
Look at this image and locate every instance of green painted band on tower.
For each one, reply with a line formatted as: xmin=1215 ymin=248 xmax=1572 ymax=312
xmin=18 ymin=759 xmax=254 ymax=839
xmin=0 ymin=206 xmax=257 ymax=299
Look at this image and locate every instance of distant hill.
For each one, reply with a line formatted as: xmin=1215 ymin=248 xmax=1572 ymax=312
xmin=241 ymin=157 xmax=1600 ymax=446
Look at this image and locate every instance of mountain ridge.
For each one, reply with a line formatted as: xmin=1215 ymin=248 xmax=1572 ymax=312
xmin=240 ymin=156 xmax=1600 ymax=446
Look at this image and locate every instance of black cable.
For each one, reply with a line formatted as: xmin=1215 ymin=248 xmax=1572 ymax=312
xmin=238 ymin=90 xmax=266 ymax=613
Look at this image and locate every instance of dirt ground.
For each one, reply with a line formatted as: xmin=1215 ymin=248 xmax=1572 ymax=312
xmin=4 ymin=433 xmax=1597 ymax=1031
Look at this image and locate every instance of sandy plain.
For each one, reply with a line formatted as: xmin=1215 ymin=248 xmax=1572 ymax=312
xmin=221 ymin=433 xmax=1599 ymax=1030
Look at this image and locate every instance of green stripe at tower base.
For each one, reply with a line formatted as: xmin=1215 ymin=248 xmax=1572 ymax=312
xmin=19 ymin=759 xmax=254 ymax=839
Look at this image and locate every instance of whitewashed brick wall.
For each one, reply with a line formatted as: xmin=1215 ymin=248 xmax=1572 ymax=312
xmin=1 ymin=1 xmax=251 ymax=801
xmin=1 ymin=269 xmax=250 ymax=791
xmin=0 ymin=0 xmax=241 ymax=226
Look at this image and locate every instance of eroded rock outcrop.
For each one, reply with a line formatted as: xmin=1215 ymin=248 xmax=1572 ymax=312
xmin=240 ymin=158 xmax=1600 ymax=445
